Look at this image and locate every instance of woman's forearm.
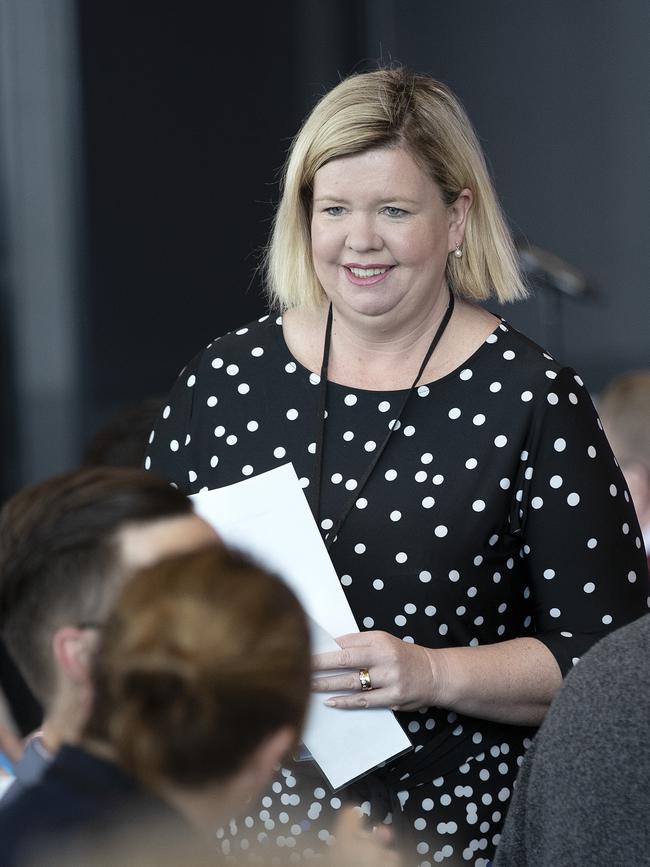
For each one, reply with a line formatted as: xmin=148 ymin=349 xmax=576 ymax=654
xmin=429 ymin=637 xmax=562 ymax=726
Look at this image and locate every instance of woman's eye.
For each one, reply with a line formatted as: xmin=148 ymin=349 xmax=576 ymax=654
xmin=382 ymin=206 xmax=407 ymax=217
xmin=324 ymin=206 xmax=345 ymax=216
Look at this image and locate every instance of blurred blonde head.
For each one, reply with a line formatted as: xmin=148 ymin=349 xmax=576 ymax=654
xmin=266 ymin=65 xmax=527 ymax=310
xmin=85 ymin=544 xmax=311 ymax=790
xmin=598 ymin=370 xmax=650 ymax=468
xmin=598 ymin=370 xmax=650 ymax=528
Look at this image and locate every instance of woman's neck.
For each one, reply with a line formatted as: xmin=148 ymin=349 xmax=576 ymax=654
xmin=326 ymin=289 xmax=453 ymax=390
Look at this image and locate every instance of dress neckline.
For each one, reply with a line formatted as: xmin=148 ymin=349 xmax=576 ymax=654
xmin=274 ymin=312 xmax=509 ymax=395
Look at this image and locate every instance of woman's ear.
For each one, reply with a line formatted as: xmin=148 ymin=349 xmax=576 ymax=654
xmin=448 ymin=188 xmax=473 ymax=248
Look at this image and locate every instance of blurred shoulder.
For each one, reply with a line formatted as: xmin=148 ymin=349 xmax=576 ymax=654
xmin=569 ymin=613 xmax=650 ymax=679
xmin=550 ymin=613 xmax=650 ymax=717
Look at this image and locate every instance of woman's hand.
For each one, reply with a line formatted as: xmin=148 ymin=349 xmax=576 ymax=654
xmin=312 ymin=630 xmax=444 ymax=711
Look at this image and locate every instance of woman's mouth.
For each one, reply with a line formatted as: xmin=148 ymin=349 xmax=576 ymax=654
xmin=344 ymin=265 xmax=393 ymax=285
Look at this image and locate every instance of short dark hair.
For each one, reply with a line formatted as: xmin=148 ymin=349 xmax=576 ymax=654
xmin=0 ymin=467 xmax=192 ymax=705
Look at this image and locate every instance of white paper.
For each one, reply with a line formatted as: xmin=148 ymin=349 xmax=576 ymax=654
xmin=190 ymin=463 xmax=412 ymax=790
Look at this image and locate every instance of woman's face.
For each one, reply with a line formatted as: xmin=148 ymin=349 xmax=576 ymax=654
xmin=310 ymin=146 xmax=468 ymax=328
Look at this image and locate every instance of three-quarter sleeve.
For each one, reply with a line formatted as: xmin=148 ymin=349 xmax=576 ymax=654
xmin=516 ymin=366 xmax=649 ymax=675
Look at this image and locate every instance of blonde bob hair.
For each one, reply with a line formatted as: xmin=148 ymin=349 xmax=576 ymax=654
xmin=266 ymin=66 xmax=527 ymax=310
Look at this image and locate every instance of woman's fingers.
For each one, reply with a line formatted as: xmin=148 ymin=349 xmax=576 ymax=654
xmin=324 ymin=690 xmax=387 ymax=709
xmin=312 ymin=630 xmax=392 ymax=672
xmin=312 ymin=671 xmax=367 ymax=692
xmin=312 ymin=650 xmax=363 ymax=672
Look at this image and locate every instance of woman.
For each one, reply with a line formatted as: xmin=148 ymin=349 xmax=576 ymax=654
xmin=144 ymin=67 xmax=649 ymax=865
xmin=0 ymin=545 xmax=400 ymax=866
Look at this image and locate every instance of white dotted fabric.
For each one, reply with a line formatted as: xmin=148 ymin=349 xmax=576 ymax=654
xmin=146 ymin=314 xmax=649 ymax=864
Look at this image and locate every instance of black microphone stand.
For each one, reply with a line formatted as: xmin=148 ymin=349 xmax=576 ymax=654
xmin=514 ymin=237 xmax=599 ymax=361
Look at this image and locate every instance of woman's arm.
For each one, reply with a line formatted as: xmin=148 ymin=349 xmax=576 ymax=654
xmin=433 ymin=636 xmax=562 ymax=724
xmin=313 ymin=631 xmax=561 ymax=726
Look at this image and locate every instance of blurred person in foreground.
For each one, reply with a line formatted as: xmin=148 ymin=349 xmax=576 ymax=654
xmin=0 ymin=545 xmax=401 ymax=867
xmin=0 ymin=467 xmax=217 ymax=804
xmin=145 ymin=64 xmax=649 ymax=864
xmin=0 ymin=397 xmax=166 ymax=765
xmin=493 ymin=606 xmax=650 ymax=865
xmin=598 ymin=369 xmax=650 ymax=568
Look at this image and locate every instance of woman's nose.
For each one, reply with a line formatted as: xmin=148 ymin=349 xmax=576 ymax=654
xmin=345 ymin=215 xmax=382 ymax=252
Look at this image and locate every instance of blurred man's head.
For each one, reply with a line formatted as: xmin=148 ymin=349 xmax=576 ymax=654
xmin=0 ymin=468 xmax=216 ymax=745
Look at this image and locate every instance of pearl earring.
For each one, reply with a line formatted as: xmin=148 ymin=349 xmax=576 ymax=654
xmin=453 ymin=243 xmax=463 ymax=259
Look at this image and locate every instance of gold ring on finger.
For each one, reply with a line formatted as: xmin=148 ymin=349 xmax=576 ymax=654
xmin=358 ymin=668 xmax=372 ymax=691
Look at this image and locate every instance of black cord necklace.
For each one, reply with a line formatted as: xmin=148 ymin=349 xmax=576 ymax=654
xmin=309 ymin=292 xmax=456 ymax=550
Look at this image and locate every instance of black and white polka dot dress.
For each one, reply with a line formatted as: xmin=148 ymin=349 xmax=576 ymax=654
xmin=145 ymin=312 xmax=649 ymax=866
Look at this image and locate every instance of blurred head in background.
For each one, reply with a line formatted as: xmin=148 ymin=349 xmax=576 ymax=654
xmin=82 ymin=397 xmax=166 ymax=470
xmin=598 ymin=369 xmax=650 ymax=553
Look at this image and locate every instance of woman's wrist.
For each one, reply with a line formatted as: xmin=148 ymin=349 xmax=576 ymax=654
xmin=424 ymin=646 xmax=463 ymax=709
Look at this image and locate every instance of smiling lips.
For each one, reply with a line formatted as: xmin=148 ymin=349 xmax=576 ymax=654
xmin=344 ymin=264 xmax=394 ymax=285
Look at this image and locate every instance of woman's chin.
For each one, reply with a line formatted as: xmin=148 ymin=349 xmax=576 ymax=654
xmin=330 ymin=289 xmax=403 ymax=321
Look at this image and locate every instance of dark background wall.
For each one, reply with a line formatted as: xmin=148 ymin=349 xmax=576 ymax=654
xmin=76 ymin=0 xmax=368 ymax=438
xmin=78 ymin=2 xmax=301 ymax=428
xmin=1 ymin=0 xmax=648 ymax=497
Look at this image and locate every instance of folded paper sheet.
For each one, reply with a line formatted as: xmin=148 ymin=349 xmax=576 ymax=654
xmin=190 ymin=463 xmax=412 ymax=790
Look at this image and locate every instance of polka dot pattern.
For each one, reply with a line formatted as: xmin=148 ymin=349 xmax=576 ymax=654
xmin=145 ymin=313 xmax=649 ymax=865
xmin=211 ymin=738 xmax=527 ymax=866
